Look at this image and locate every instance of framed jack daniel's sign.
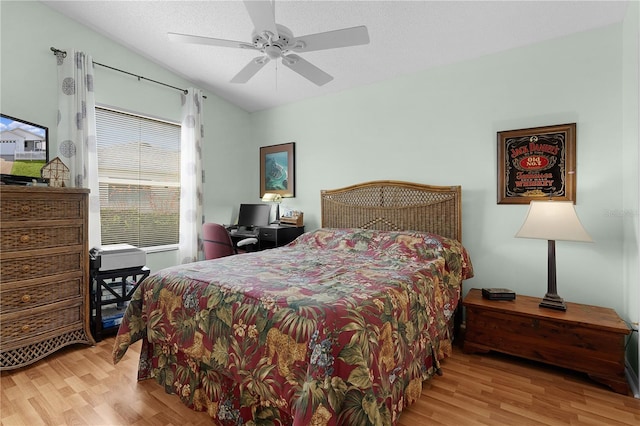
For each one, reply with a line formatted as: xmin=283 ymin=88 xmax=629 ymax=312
xmin=497 ymin=123 xmax=576 ymax=204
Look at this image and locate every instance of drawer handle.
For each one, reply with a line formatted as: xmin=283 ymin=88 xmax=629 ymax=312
xmin=21 ymin=325 xmax=30 ymax=333
xmin=20 ymin=205 xmax=31 ymax=214
xmin=21 ymin=265 xmax=31 ymax=273
xmin=20 ymin=234 xmax=30 ymax=243
xmin=21 ymin=294 xmax=31 ymax=303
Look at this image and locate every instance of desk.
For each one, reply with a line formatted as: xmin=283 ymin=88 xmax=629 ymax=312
xmin=258 ymin=225 xmax=305 ymax=249
xmin=230 ymin=225 xmax=305 ymax=250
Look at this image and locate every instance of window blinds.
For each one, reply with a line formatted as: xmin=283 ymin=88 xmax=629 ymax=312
xmin=95 ymin=107 xmax=181 ymax=248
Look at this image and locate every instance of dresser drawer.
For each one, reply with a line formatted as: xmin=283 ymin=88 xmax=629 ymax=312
xmin=0 ymin=252 xmax=82 ymax=282
xmin=0 ymin=196 xmax=84 ymax=222
xmin=0 ymin=277 xmax=83 ymax=314
xmin=1 ymin=224 xmax=83 ymax=253
xmin=0 ymin=303 xmax=83 ymax=348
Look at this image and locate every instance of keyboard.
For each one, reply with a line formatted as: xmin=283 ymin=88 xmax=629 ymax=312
xmin=230 ymin=226 xmax=258 ymax=238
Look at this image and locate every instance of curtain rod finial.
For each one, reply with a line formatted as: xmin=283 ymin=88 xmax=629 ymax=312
xmin=50 ymin=47 xmax=67 ymax=58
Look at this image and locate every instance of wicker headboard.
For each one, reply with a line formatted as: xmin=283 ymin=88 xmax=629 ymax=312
xmin=321 ymin=180 xmax=462 ymax=242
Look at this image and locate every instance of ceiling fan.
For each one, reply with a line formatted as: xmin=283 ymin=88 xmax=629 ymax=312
xmin=168 ymin=0 xmax=370 ymax=86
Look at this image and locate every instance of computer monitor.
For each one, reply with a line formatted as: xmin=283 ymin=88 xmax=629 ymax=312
xmin=237 ymin=203 xmax=271 ymax=228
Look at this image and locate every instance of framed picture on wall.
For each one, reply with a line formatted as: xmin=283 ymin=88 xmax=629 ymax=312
xmin=260 ymin=142 xmax=295 ymax=198
xmin=497 ymin=123 xmax=576 ymax=204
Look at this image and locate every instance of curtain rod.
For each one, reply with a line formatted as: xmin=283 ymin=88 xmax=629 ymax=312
xmin=50 ymin=47 xmax=206 ymax=98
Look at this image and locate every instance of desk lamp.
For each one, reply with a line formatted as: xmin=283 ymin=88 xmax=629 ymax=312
xmin=515 ymin=200 xmax=592 ymax=311
xmin=261 ymin=193 xmax=283 ymax=223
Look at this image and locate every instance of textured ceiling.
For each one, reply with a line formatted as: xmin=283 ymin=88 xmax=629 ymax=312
xmin=42 ymin=0 xmax=629 ymax=112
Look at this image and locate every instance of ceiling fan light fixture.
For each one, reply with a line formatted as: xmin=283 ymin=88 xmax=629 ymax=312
xmin=265 ymin=45 xmax=282 ymax=59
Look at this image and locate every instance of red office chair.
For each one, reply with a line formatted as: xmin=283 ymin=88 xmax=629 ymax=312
xmin=202 ymin=223 xmax=258 ymax=260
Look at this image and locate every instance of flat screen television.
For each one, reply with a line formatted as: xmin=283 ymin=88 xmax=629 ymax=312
xmin=237 ymin=203 xmax=271 ymax=228
xmin=0 ymin=113 xmax=49 ymax=184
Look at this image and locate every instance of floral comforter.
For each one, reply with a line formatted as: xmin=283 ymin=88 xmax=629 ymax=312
xmin=113 ymin=228 xmax=473 ymax=425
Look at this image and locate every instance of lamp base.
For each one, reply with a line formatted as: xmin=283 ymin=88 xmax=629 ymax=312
xmin=539 ymin=293 xmax=567 ymax=311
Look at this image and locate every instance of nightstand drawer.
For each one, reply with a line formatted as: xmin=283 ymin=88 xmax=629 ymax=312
xmin=465 ymin=306 xmax=625 ymax=372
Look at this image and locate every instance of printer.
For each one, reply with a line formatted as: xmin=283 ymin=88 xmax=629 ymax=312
xmin=90 ymin=244 xmax=146 ymax=272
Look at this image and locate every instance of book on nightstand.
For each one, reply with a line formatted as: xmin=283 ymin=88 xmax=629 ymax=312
xmin=482 ymin=288 xmax=516 ymax=300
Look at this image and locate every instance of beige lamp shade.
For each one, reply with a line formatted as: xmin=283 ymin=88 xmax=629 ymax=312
xmin=261 ymin=193 xmax=282 ymax=203
xmin=515 ymin=200 xmax=592 ymax=242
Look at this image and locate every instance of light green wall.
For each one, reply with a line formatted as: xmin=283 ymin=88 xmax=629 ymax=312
xmin=0 ymin=0 xmax=254 ymax=271
xmin=251 ymin=23 xmax=628 ymax=309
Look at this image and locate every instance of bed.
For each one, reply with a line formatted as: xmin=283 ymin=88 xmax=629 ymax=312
xmin=112 ymin=180 xmax=474 ymax=425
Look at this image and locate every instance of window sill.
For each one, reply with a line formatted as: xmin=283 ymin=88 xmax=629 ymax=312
xmin=143 ymin=244 xmax=178 ymax=254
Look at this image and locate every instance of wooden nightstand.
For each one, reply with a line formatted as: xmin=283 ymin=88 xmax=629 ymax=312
xmin=463 ymin=288 xmax=631 ymax=394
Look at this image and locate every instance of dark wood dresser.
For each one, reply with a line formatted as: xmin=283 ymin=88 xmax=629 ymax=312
xmin=463 ymin=288 xmax=630 ymax=394
xmin=1 ymin=186 xmax=94 ymax=370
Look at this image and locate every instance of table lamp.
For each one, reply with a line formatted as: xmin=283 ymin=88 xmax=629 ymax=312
xmin=515 ymin=200 xmax=592 ymax=311
xmin=261 ymin=193 xmax=283 ymax=223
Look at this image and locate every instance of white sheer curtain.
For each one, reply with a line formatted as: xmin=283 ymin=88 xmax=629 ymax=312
xmin=178 ymin=88 xmax=204 ymax=263
xmin=55 ymin=49 xmax=101 ymax=249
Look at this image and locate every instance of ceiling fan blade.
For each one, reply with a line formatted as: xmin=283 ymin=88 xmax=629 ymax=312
xmin=168 ymin=32 xmax=256 ymax=50
xmin=243 ymin=0 xmax=279 ymax=41
xmin=281 ymin=54 xmax=333 ymax=86
xmin=291 ymin=25 xmax=370 ymax=53
xmin=230 ymin=56 xmax=271 ymax=83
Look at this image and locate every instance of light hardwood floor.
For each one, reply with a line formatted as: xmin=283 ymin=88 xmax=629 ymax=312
xmin=2 ymin=337 xmax=639 ymax=425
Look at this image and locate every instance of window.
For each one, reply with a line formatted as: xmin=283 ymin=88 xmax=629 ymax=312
xmin=95 ymin=107 xmax=181 ymax=249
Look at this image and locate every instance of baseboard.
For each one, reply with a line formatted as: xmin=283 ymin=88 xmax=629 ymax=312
xmin=625 ymin=359 xmax=640 ymax=398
